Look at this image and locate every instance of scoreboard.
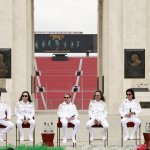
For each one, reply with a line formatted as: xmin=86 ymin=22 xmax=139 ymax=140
xmin=35 ymin=33 xmax=97 ymax=53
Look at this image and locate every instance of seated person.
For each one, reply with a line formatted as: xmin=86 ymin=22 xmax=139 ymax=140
xmin=119 ymin=88 xmax=141 ymax=141
xmin=15 ymin=91 xmax=35 ymax=141
xmin=86 ymin=90 xmax=109 ymax=142
xmin=57 ymin=94 xmax=80 ymax=144
xmin=0 ymin=93 xmax=14 ymax=142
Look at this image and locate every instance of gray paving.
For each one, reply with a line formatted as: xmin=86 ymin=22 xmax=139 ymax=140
xmin=65 ymin=145 xmax=136 ymax=150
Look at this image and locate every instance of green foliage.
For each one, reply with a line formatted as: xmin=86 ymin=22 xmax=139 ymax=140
xmin=0 ymin=145 xmax=64 ymax=150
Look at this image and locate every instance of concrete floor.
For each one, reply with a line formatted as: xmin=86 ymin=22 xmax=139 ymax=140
xmin=0 ymin=110 xmax=148 ymax=149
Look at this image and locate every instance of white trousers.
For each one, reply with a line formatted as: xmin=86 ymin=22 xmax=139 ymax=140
xmin=60 ymin=118 xmax=80 ymax=139
xmin=86 ymin=118 xmax=109 ymax=138
xmin=0 ymin=119 xmax=14 ymax=138
xmin=121 ymin=117 xmax=141 ymax=136
xmin=16 ymin=119 xmax=35 ymax=138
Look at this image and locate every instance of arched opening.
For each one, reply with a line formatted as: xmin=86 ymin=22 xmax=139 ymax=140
xmin=33 ymin=0 xmax=103 ymax=110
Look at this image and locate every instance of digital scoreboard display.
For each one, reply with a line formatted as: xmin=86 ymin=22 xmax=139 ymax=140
xmin=35 ymin=34 xmax=97 ymax=53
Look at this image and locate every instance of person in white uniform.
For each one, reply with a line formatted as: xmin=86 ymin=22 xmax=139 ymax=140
xmin=57 ymin=94 xmax=80 ymax=144
xmin=86 ymin=90 xmax=109 ymax=142
xmin=15 ymin=91 xmax=35 ymax=141
xmin=0 ymin=93 xmax=14 ymax=142
xmin=119 ymin=88 xmax=141 ymax=141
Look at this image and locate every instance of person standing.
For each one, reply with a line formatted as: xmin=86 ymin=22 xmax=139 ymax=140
xmin=57 ymin=94 xmax=80 ymax=144
xmin=15 ymin=91 xmax=35 ymax=141
xmin=119 ymin=88 xmax=141 ymax=141
xmin=0 ymin=93 xmax=14 ymax=142
xmin=86 ymin=90 xmax=109 ymax=142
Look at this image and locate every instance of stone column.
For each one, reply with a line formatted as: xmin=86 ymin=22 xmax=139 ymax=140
xmin=102 ymin=0 xmax=123 ymax=115
xmin=0 ymin=0 xmax=13 ymax=105
xmin=123 ymin=0 xmax=148 ymax=116
xmin=11 ymin=0 xmax=34 ymax=111
xmin=97 ymin=0 xmax=103 ymax=91
xmin=0 ymin=0 xmax=34 ymax=113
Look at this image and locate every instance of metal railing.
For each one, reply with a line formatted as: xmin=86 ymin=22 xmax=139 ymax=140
xmin=34 ymin=75 xmax=97 ymax=110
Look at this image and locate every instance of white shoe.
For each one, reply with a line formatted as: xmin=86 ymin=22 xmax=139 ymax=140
xmin=129 ymin=134 xmax=135 ymax=140
xmin=29 ymin=133 xmax=33 ymax=141
xmin=90 ymin=141 xmax=94 ymax=145
xmin=20 ymin=134 xmax=24 ymax=142
xmin=0 ymin=137 xmax=4 ymax=142
xmin=102 ymin=135 xmax=107 ymax=140
xmin=72 ymin=137 xmax=76 ymax=143
xmin=123 ymin=134 xmax=129 ymax=141
xmin=29 ymin=137 xmax=33 ymax=141
xmin=90 ymin=135 xmax=94 ymax=141
xmin=62 ymin=138 xmax=67 ymax=144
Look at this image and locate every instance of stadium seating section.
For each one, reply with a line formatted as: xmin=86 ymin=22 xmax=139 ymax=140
xmin=35 ymin=57 xmax=97 ymax=110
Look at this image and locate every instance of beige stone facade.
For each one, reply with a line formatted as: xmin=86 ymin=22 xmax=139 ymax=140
xmin=98 ymin=0 xmax=150 ymax=115
xmin=0 ymin=0 xmax=34 ymax=110
xmin=0 ymin=0 xmax=149 ymax=116
xmin=0 ymin=0 xmax=150 ymax=147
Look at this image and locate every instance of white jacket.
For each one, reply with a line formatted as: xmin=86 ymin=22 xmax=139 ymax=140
xmin=119 ymin=99 xmax=142 ymax=118
xmin=0 ymin=100 xmax=11 ymax=119
xmin=88 ymin=100 xmax=108 ymax=121
xmin=15 ymin=101 xmax=35 ymax=120
xmin=57 ymin=102 xmax=78 ymax=119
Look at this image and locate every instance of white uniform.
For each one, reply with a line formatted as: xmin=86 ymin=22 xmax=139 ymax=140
xmin=119 ymin=99 xmax=142 ymax=139
xmin=0 ymin=99 xmax=14 ymax=141
xmin=86 ymin=100 xmax=109 ymax=140
xmin=57 ymin=102 xmax=80 ymax=140
xmin=15 ymin=101 xmax=35 ymax=141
